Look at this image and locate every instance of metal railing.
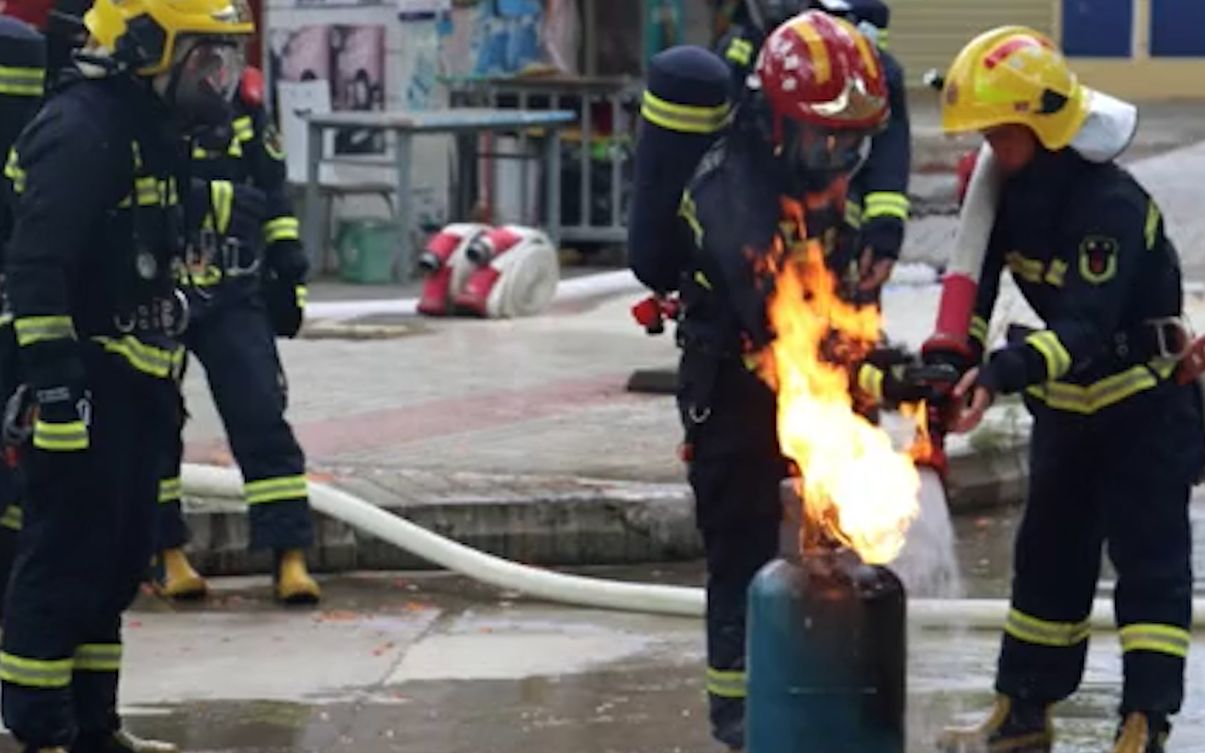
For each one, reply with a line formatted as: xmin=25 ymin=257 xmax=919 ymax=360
xmin=447 ymin=76 xmax=641 ymax=246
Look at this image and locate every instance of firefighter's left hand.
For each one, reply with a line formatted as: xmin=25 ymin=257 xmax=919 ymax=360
xmin=857 ymin=247 xmax=895 ymax=292
xmin=951 ymin=366 xmax=993 ymax=434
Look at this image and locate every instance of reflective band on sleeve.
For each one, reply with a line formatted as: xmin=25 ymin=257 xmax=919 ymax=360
xmin=73 ymin=643 xmax=122 ymax=672
xmin=159 ymin=476 xmax=183 ymax=504
xmin=844 ymin=200 xmax=863 ymax=229
xmin=1025 ymin=330 xmax=1072 ymax=381
xmin=14 ymin=316 xmax=77 ymax=347
xmin=244 ymin=475 xmax=309 ymax=505
xmin=863 ymin=192 xmax=910 ymax=221
xmin=640 ymin=91 xmax=732 ymax=135
xmin=0 ymin=652 xmax=73 ymax=688
xmin=1120 ymin=624 xmax=1190 ymax=659
xmin=295 ymin=285 xmax=308 ymax=308
xmin=0 ymin=65 xmax=44 ymax=97
xmin=706 ymin=667 xmax=746 ymax=699
xmin=857 ymin=363 xmax=884 ymax=401
xmin=264 ymin=217 xmax=301 ymax=244
xmin=969 ymin=315 xmax=990 ymax=346
xmin=33 ymin=420 xmax=88 ymax=452
xmin=1004 ymin=608 xmax=1091 ymax=647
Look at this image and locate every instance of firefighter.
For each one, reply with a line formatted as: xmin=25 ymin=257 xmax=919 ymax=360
xmin=716 ymin=0 xmax=910 ymax=301
xmin=933 ymin=27 xmax=1203 ymax=753
xmin=631 ymin=12 xmax=891 ymax=750
xmin=154 ymin=67 xmax=318 ymax=605
xmin=0 ymin=0 xmax=252 ymax=749
xmin=0 ymin=15 xmax=45 ymax=612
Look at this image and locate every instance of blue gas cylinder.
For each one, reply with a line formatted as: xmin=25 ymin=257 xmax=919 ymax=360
xmin=746 ymin=496 xmax=906 ymax=753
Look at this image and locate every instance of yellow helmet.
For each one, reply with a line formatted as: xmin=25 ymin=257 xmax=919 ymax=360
xmin=84 ymin=0 xmax=253 ymax=76
xmin=941 ymin=26 xmax=1090 ymax=151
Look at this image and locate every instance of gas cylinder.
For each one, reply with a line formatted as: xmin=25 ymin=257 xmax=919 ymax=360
xmin=746 ymin=481 xmax=906 ymax=753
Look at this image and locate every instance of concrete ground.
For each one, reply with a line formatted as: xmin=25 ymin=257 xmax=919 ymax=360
xmin=13 ymin=495 xmax=1205 ymax=753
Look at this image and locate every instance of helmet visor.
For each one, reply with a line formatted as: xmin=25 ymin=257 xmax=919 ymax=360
xmin=783 ymin=119 xmax=869 ymax=175
xmin=170 ymin=36 xmax=245 ymax=127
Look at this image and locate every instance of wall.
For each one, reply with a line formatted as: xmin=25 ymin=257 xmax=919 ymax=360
xmin=1061 ymin=0 xmax=1205 ymax=100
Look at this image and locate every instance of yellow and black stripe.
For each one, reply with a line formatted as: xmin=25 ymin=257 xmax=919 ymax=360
xmin=264 ymin=216 xmax=301 ymax=245
xmin=1120 ymin=624 xmax=1190 ymax=659
xmin=14 ymin=315 xmax=75 ymax=347
xmin=0 ymin=652 xmax=72 ymax=689
xmin=706 ymin=666 xmax=746 ymax=699
xmin=1026 ymin=360 xmax=1175 ymax=415
xmin=0 ymin=65 xmax=44 ymax=97
xmin=863 ymin=192 xmax=910 ymax=222
xmin=245 ymin=475 xmax=308 ymax=506
xmin=1004 ymin=608 xmax=1091 ymax=648
xmin=1024 ymin=330 xmax=1072 ymax=382
xmin=640 ymin=91 xmax=731 ymax=135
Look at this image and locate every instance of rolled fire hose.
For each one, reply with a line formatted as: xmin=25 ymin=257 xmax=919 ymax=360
xmin=181 ymin=464 xmax=1205 ymax=630
xmin=485 ymin=232 xmax=560 ymax=319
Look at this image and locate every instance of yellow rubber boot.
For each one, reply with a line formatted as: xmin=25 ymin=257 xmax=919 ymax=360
xmin=937 ymin=695 xmax=1053 ymax=753
xmin=274 ymin=549 xmax=320 ymax=604
xmin=1112 ymin=713 xmax=1169 ymax=753
xmin=157 ymin=548 xmax=207 ymax=600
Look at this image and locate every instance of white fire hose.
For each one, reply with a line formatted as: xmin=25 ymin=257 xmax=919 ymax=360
xmin=181 ymin=464 xmax=1205 ymax=630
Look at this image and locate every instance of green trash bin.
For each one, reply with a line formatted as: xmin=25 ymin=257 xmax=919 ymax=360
xmin=336 ymin=219 xmax=400 ymax=284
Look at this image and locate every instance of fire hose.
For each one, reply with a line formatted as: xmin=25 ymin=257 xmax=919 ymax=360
xmin=180 ymin=463 xmax=1205 ymax=630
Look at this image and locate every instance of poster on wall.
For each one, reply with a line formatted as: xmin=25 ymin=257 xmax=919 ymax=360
xmin=270 ymin=24 xmax=387 ymax=155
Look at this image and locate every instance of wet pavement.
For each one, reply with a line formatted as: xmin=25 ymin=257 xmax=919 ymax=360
xmin=0 ymin=494 xmax=1199 ymax=752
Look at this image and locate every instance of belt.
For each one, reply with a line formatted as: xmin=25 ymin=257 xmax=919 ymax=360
xmin=111 ymin=290 xmax=190 ymax=338
xmin=183 ymin=230 xmax=262 ymax=288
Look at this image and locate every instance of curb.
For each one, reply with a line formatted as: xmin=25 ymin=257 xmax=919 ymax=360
xmin=179 ymin=441 xmax=1028 ymax=576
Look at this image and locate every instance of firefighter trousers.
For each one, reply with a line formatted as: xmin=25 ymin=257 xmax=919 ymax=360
xmin=679 ymin=349 xmax=786 ymax=749
xmin=0 ymin=350 xmax=179 ymax=749
xmin=157 ymin=300 xmax=313 ymax=552
xmin=997 ymin=384 xmax=1203 ymax=716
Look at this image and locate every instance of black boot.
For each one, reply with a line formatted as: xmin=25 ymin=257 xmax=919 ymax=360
xmin=71 ymin=729 xmax=178 ymax=753
xmin=936 ymin=695 xmax=1054 ymax=753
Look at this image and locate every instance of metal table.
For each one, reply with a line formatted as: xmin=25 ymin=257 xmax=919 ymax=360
xmin=303 ymin=108 xmax=576 ymax=275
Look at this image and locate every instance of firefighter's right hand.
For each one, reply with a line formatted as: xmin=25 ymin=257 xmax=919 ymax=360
xmin=30 ymin=383 xmax=90 ymax=453
xmin=950 ymin=367 xmax=993 ymax=434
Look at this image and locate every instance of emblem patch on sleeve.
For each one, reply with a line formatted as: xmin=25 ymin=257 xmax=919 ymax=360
xmin=263 ymin=124 xmax=286 ymax=161
xmin=1078 ymin=235 xmax=1119 ymax=284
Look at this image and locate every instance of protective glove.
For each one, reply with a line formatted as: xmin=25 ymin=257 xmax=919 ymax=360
xmin=855 ymin=361 xmax=935 ymax=405
xmin=264 ymin=272 xmax=306 ymax=338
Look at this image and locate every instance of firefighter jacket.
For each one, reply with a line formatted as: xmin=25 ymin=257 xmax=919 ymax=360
xmin=716 ymin=23 xmax=911 ymax=262
xmin=676 ymin=122 xmax=848 ymax=357
xmin=970 ymin=148 xmax=1185 ymax=416
xmin=3 ymin=74 xmax=186 ymax=450
xmin=184 ymin=95 xmax=308 ymax=318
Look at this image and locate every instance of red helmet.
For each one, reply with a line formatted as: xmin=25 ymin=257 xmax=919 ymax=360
xmin=755 ymin=10 xmax=888 ymax=136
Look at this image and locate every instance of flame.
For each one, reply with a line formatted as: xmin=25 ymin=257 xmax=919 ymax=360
xmin=759 ymin=199 xmax=920 ymax=564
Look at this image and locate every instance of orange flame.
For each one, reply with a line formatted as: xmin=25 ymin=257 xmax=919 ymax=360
xmin=759 ymin=199 xmax=920 ymax=564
